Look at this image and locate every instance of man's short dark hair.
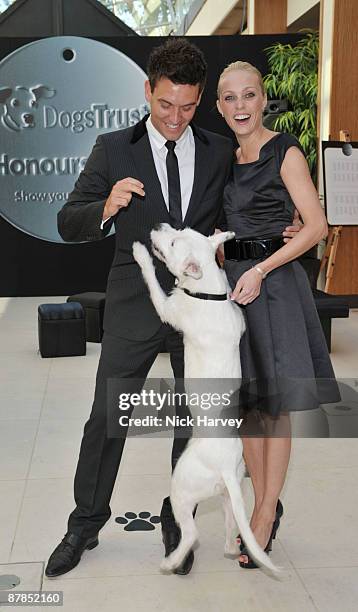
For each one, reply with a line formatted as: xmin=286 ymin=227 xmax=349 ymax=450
xmin=147 ymin=38 xmax=207 ymax=93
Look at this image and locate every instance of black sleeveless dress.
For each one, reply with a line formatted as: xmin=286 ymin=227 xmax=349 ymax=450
xmin=221 ymin=133 xmax=340 ymax=415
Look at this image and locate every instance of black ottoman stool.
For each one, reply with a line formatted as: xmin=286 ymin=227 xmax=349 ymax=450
xmin=67 ymin=292 xmax=106 ymax=343
xmin=38 ymin=303 xmax=86 ymax=358
xmin=312 ymin=289 xmax=349 ymax=353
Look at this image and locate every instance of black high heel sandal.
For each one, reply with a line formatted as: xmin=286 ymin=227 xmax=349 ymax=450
xmin=237 ymin=499 xmax=283 ymax=550
xmin=238 ymin=499 xmax=284 ymax=569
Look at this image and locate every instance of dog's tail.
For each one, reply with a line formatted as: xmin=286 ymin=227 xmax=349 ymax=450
xmin=222 ymin=472 xmax=281 ymax=575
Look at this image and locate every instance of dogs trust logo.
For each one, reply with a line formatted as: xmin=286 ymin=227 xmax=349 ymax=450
xmin=0 ymin=84 xmax=56 ymax=132
xmin=0 ymin=36 xmax=149 ymax=243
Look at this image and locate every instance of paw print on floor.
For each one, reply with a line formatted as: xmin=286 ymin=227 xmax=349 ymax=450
xmin=115 ymin=511 xmax=161 ymax=531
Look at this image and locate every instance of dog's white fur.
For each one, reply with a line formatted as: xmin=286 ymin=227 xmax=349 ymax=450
xmin=133 ymin=224 xmax=279 ymax=575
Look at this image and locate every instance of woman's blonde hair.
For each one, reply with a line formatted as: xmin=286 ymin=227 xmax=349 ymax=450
xmin=217 ymin=61 xmax=265 ymax=97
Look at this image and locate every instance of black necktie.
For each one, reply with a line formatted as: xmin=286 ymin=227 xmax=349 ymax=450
xmin=165 ymin=140 xmax=182 ymax=229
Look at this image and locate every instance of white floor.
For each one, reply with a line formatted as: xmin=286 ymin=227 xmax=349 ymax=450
xmin=0 ymin=296 xmax=357 ymax=612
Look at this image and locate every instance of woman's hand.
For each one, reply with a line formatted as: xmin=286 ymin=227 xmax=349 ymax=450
xmin=230 ymin=268 xmax=263 ymax=305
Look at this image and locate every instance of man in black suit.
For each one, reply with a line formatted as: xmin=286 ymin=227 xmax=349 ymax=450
xmin=46 ymin=39 xmax=234 ymax=579
xmin=46 ymin=39 xmax=298 ymax=579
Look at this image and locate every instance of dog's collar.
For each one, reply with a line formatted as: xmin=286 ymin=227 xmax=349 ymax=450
xmin=182 ymin=288 xmax=228 ymax=301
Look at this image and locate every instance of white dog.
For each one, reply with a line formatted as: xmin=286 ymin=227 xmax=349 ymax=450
xmin=133 ymin=224 xmax=279 ymax=575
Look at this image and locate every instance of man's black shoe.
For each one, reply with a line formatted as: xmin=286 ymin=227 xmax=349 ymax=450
xmin=161 ymin=526 xmax=194 ymax=575
xmin=160 ymin=496 xmax=194 ymax=575
xmin=45 ymin=532 xmax=99 ymax=578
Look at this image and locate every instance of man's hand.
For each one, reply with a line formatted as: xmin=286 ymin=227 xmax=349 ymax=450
xmin=103 ymin=177 xmax=145 ymax=219
xmin=282 ymin=208 xmax=303 ymax=243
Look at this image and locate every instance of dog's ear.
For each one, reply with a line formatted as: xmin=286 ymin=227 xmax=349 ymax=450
xmin=182 ymin=257 xmax=202 ymax=279
xmin=208 ymin=231 xmax=235 ymax=250
xmin=0 ymin=87 xmax=12 ymax=103
xmin=31 ymin=85 xmax=56 ymax=101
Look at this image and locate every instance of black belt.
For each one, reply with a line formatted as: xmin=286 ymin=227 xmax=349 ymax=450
xmin=224 ymin=236 xmax=284 ymax=261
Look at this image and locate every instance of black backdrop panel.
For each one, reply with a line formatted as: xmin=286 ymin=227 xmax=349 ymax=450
xmin=0 ymin=34 xmax=301 ymax=296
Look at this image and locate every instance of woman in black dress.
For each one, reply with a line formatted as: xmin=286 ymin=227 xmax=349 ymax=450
xmin=216 ymin=61 xmax=339 ymax=568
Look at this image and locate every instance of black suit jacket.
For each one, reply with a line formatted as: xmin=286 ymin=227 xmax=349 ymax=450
xmin=58 ymin=117 xmax=233 ymax=340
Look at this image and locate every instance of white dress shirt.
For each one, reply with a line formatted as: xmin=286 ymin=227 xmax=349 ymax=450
xmin=101 ymin=115 xmax=195 ymax=228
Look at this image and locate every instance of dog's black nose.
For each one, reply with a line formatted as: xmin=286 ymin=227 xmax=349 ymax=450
xmin=24 ymin=114 xmax=34 ymax=124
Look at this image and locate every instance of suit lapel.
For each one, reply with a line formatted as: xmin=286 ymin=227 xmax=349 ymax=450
xmin=183 ymin=125 xmax=211 ymax=227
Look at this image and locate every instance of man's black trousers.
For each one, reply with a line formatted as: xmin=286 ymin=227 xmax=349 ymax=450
xmin=67 ymin=324 xmax=187 ymax=539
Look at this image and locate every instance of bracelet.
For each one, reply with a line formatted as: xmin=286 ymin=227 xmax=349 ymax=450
xmin=253 ymin=265 xmax=268 ymax=279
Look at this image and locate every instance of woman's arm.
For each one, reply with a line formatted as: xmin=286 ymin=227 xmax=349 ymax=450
xmin=231 ymin=147 xmax=327 ymax=305
xmin=262 ymin=146 xmax=328 ymax=270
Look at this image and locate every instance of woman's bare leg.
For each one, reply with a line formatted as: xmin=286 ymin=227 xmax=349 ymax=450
xmin=241 ymin=436 xmax=265 ymax=529
xmin=240 ymin=413 xmax=291 ymax=563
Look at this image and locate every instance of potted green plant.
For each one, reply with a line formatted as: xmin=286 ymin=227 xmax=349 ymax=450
xmin=263 ymin=31 xmax=319 ymax=181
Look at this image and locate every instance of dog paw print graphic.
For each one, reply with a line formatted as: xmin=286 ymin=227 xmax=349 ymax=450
xmin=115 ymin=511 xmax=161 ymax=531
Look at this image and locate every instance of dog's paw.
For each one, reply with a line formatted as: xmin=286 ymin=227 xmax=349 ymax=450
xmin=224 ymin=543 xmax=240 ymax=558
xmin=160 ymin=558 xmax=174 ymax=573
xmin=132 ymin=242 xmax=151 ymax=267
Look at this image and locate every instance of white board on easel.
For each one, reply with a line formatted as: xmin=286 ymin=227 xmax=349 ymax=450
xmin=322 ymin=141 xmax=358 ymax=225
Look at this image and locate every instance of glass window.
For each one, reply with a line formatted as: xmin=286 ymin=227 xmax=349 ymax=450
xmin=0 ymin=0 xmax=199 ymax=35
xmin=0 ymin=0 xmax=16 ymax=12
xmin=99 ymin=0 xmax=197 ymax=36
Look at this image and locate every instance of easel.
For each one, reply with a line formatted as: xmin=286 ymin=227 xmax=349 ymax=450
xmin=319 ymin=130 xmax=349 ymax=292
